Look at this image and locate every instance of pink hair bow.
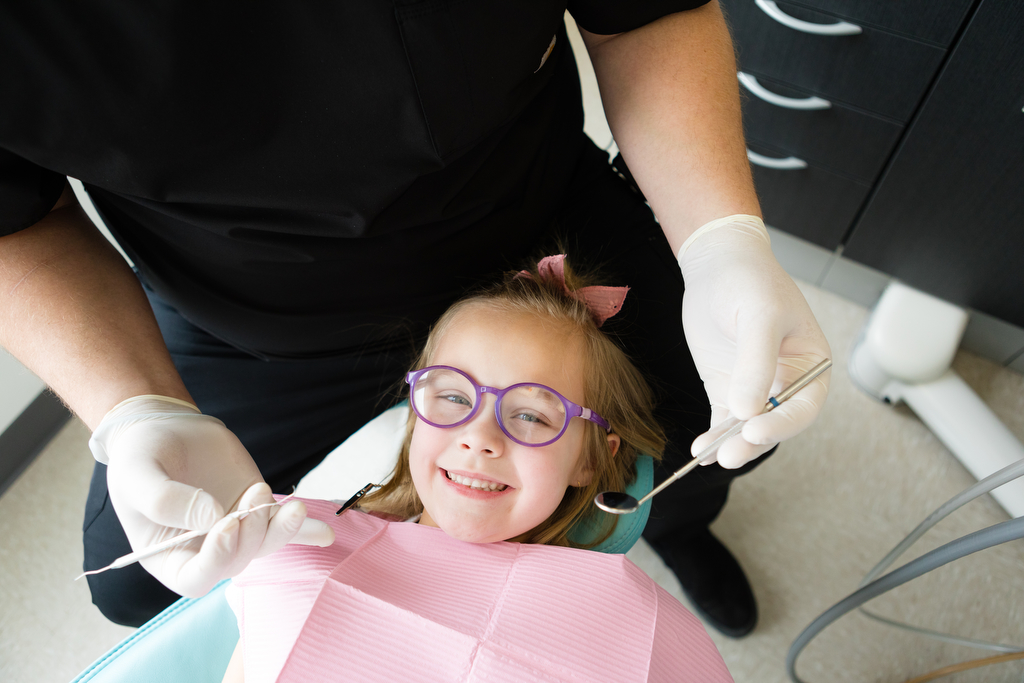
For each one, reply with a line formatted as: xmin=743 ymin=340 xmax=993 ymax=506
xmin=518 ymin=254 xmax=629 ymax=327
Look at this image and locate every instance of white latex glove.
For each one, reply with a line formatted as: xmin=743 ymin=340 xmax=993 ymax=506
xmin=89 ymin=395 xmax=334 ymax=598
xmin=677 ymin=215 xmax=832 ymax=469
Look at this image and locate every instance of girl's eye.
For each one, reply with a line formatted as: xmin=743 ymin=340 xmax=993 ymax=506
xmin=512 ymin=411 xmax=549 ymax=426
xmin=441 ymin=393 xmax=472 ymax=407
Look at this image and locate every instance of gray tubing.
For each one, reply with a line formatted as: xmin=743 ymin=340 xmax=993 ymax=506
xmin=851 ymin=458 xmax=1024 ymax=655
xmin=786 ymin=515 xmax=1024 ymax=682
xmin=860 ymin=457 xmax=1024 ymax=587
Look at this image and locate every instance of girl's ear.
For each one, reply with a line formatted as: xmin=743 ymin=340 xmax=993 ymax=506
xmin=607 ymin=433 xmax=620 ymax=458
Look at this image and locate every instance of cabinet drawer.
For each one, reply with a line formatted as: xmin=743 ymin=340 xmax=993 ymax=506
xmin=761 ymin=0 xmax=973 ymax=45
xmin=739 ymin=73 xmax=903 ymax=181
xmin=722 ymin=0 xmax=947 ymax=121
xmin=748 ymin=141 xmax=872 ymax=249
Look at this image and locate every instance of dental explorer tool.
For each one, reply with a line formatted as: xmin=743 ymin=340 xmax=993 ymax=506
xmin=595 ymin=359 xmax=832 ymax=514
xmin=75 ymin=493 xmax=297 ymax=580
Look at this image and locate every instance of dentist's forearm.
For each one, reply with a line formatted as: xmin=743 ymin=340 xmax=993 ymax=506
xmin=581 ymin=1 xmax=760 ymax=255
xmin=0 ymin=183 xmax=193 ymax=430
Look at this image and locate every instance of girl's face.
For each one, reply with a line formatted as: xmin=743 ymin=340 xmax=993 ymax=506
xmin=409 ymin=306 xmax=594 ymax=543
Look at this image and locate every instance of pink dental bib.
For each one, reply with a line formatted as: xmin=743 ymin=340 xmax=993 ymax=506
xmin=226 ymin=498 xmax=732 ymax=682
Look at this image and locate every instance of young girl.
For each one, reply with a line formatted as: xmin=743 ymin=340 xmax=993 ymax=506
xmin=222 ymin=255 xmax=733 ymax=683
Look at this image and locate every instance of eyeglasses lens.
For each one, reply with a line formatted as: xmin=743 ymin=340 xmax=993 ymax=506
xmin=411 ymin=369 xmax=568 ymax=445
xmin=500 ymin=385 xmax=567 ymax=444
xmin=412 ymin=368 xmax=476 ymax=426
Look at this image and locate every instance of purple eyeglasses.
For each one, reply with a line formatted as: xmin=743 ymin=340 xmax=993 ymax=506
xmin=406 ymin=365 xmax=610 ymax=447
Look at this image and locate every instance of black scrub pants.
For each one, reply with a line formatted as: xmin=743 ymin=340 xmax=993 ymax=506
xmin=82 ymin=138 xmax=771 ymax=627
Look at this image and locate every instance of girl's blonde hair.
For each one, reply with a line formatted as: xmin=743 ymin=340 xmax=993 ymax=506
xmin=359 ymin=258 xmax=665 ymax=548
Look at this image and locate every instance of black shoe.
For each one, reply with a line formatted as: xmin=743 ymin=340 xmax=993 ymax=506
xmin=650 ymin=530 xmax=757 ymax=638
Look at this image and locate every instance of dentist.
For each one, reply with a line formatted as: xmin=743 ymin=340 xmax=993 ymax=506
xmin=0 ymin=0 xmax=829 ymax=636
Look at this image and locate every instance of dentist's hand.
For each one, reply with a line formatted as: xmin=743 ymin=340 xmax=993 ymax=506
xmin=677 ymin=215 xmax=831 ymax=468
xmin=89 ymin=395 xmax=334 ymax=598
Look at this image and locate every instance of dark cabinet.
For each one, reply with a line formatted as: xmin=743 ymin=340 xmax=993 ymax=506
xmin=725 ymin=0 xmax=1024 ymax=328
xmin=843 ymin=0 xmax=1024 ymax=327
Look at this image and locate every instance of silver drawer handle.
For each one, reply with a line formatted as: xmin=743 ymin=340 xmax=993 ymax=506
xmin=738 ymin=72 xmax=831 ymax=110
xmin=755 ymin=0 xmax=862 ymax=36
xmin=747 ymin=148 xmax=808 ymax=170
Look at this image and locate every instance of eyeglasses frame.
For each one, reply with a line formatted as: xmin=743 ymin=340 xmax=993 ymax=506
xmin=405 ymin=365 xmax=610 ymax=448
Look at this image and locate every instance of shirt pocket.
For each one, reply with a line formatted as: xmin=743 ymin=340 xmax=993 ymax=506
xmin=394 ymin=0 xmax=567 ymax=160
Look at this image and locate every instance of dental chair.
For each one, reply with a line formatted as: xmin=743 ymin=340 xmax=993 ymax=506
xmin=71 ymin=403 xmax=655 ymax=683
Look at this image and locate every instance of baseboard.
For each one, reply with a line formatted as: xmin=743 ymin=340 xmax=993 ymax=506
xmin=0 ymin=390 xmax=73 ymax=497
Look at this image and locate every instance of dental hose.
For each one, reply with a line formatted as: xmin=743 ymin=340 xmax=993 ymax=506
xmin=786 ymin=457 xmax=1024 ymax=683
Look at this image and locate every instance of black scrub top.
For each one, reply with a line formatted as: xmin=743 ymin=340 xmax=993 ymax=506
xmin=1 ymin=1 xmax=707 ymax=359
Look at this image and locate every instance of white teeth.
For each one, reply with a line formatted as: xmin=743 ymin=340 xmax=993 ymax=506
xmin=446 ymin=471 xmax=507 ymax=491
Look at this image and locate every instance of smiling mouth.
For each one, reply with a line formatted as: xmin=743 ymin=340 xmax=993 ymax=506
xmin=445 ymin=470 xmax=508 ymax=492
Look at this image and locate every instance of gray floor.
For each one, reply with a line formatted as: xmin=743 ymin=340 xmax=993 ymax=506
xmin=2 ymin=279 xmax=1023 ymax=683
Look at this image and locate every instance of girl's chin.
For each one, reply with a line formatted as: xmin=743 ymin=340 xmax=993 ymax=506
xmin=437 ymin=526 xmax=505 ymax=544
xmin=426 ymin=518 xmax=523 ymax=544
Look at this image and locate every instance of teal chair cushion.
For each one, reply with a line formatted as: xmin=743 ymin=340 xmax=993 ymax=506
xmin=71 ymin=580 xmax=237 ymax=683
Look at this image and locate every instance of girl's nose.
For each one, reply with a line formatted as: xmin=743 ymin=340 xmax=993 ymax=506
xmin=458 ymin=405 xmax=504 ymax=457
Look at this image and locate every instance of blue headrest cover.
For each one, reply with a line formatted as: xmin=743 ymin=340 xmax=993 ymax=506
xmin=568 ymin=453 xmax=653 ymax=554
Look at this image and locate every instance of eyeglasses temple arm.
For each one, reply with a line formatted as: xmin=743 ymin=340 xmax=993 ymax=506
xmin=580 ymin=407 xmax=611 ymax=432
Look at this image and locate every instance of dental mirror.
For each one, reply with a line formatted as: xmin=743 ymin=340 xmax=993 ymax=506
xmin=595 ymin=359 xmax=832 ymax=515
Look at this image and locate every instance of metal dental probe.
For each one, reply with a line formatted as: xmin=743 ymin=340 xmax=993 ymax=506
xmin=594 ymin=359 xmax=832 ymax=514
xmin=75 ymin=493 xmax=297 ymax=580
